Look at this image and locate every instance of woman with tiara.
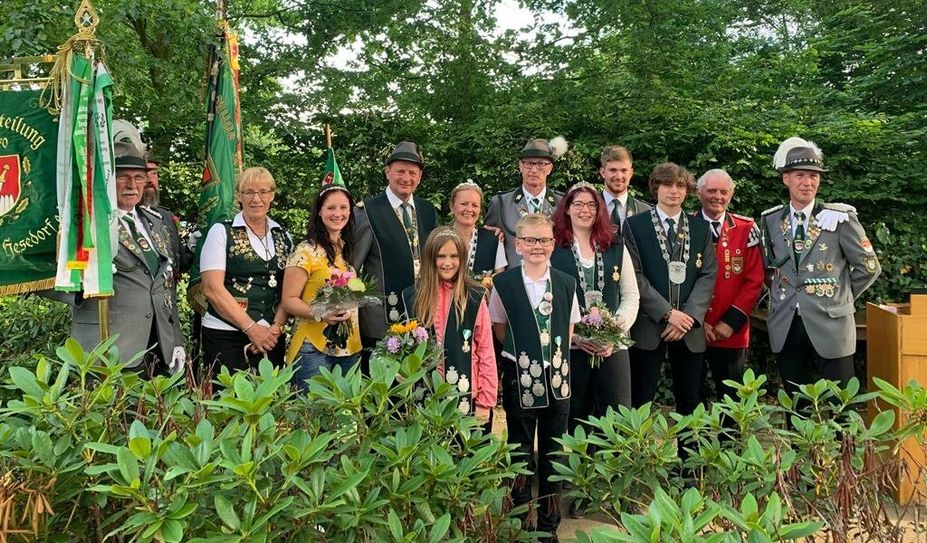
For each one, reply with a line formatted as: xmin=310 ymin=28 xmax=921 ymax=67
xmin=447 ymin=181 xmax=507 ymax=282
xmin=550 ymin=182 xmax=640 ymax=517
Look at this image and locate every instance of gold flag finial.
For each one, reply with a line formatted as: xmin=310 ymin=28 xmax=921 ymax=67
xmin=74 ymin=0 xmax=100 ymax=36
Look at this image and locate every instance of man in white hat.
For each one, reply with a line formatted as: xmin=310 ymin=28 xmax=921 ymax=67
xmin=761 ymin=137 xmax=881 ymax=395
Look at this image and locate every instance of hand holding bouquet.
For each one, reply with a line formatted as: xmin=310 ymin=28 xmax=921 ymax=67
xmin=573 ymin=305 xmax=634 ymax=368
xmin=310 ymin=268 xmax=380 ymax=351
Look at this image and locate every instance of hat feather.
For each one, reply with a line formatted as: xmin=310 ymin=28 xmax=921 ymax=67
xmin=548 ymin=135 xmax=568 ymax=161
xmin=112 ymin=119 xmax=146 ymax=158
xmin=773 ymin=136 xmax=809 ymax=169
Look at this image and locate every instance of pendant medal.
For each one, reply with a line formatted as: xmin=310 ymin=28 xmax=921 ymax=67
xmin=668 ymin=261 xmax=686 ymax=284
xmin=458 ymin=375 xmax=470 ymax=393
xmin=446 ymin=366 xmax=459 ymax=385
xmin=540 ymin=330 xmax=551 ymax=346
xmin=268 ymin=275 xmax=278 ymax=288
xmin=538 ymin=300 xmax=553 ymax=316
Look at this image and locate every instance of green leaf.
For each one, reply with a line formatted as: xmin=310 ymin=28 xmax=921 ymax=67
xmin=128 ymin=420 xmax=153 ymax=460
xmin=428 ymin=513 xmax=451 ymax=543
xmin=868 ymin=410 xmax=895 ymax=436
xmin=8 ymin=366 xmax=45 ymax=397
xmin=116 ymin=447 xmax=140 ymax=487
xmin=160 ymin=519 xmax=184 ymax=543
xmin=214 ymin=495 xmax=241 ymax=531
xmin=387 ymin=509 xmax=403 ymax=541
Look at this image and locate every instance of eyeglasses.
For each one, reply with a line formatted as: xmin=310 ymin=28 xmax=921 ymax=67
xmin=570 ymin=201 xmax=598 ymax=211
xmin=520 ymin=161 xmax=550 ymax=170
xmin=518 ymin=236 xmax=554 ymax=247
xmin=117 ymin=174 xmax=148 ymax=184
xmin=240 ymin=189 xmax=275 ymax=199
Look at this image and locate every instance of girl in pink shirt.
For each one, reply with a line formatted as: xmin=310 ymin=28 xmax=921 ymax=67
xmin=402 ymin=227 xmax=498 ymax=424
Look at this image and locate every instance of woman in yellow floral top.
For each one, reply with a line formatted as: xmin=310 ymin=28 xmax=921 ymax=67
xmin=281 ymin=185 xmax=361 ymax=391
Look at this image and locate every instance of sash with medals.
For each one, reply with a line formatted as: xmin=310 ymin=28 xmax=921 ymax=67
xmin=495 ymin=268 xmax=574 ymax=409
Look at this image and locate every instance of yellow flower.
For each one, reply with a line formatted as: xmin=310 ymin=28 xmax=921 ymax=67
xmin=347 ymin=277 xmax=365 ymax=292
xmin=389 ymin=320 xmax=418 ymax=334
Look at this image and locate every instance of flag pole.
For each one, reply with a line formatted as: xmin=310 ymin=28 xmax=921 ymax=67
xmin=325 ymin=124 xmax=332 ymax=149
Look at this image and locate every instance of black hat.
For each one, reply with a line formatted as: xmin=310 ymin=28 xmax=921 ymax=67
xmin=386 ymin=140 xmax=424 ymax=167
xmin=520 ymin=136 xmax=568 ymax=162
xmin=780 ymin=146 xmax=826 ymax=173
xmin=773 ymin=137 xmax=826 ymax=173
xmin=114 ymin=141 xmax=150 ymax=170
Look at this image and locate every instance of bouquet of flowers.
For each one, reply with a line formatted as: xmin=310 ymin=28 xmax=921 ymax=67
xmin=573 ymin=305 xmax=634 ymax=368
xmin=373 ymin=320 xmax=432 ymax=360
xmin=310 ymin=268 xmax=381 ymax=350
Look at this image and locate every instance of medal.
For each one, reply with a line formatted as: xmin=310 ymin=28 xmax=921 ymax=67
xmin=805 ymin=285 xmax=815 ymax=294
xmin=522 ymin=391 xmax=535 ymax=407
xmin=461 ymin=329 xmax=472 ymax=353
xmin=668 ymin=261 xmax=686 ymax=285
xmin=560 ymin=383 xmax=570 ymax=397
xmin=387 ymin=292 xmax=399 ymax=306
xmin=520 ymin=372 xmax=532 ymax=387
xmin=458 ymin=375 xmax=470 ymax=393
xmin=538 ymin=300 xmax=552 ymax=316
xmin=540 ymin=330 xmax=551 ymax=346
xmin=612 ymin=265 xmax=620 ymax=282
xmin=696 ymin=253 xmax=703 ymax=269
xmin=458 ymin=398 xmax=470 ymax=414
xmin=561 ymin=362 xmax=569 ymax=376
xmin=532 ymin=382 xmax=546 ymax=396
xmin=389 ymin=308 xmax=400 ymax=322
xmin=446 ymin=366 xmax=459 ymax=385
xmin=793 ymin=239 xmax=805 ymax=252
xmin=529 ymin=361 xmax=543 ymax=377
xmin=268 ymin=275 xmax=278 ymax=288
xmin=518 ymin=352 xmax=530 ymax=369
xmin=552 ymin=374 xmax=562 ymax=389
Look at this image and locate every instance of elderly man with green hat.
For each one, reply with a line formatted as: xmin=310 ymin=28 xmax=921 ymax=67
xmin=353 ymin=141 xmax=438 ymax=350
xmin=761 ymin=137 xmax=881 ymax=396
xmin=485 ymin=137 xmax=567 ymax=269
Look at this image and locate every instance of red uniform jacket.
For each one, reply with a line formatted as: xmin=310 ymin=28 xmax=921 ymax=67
xmin=703 ymin=212 xmax=764 ymax=349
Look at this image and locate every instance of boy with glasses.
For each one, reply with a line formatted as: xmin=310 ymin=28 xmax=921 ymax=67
xmin=488 ymin=214 xmax=580 ymax=542
xmin=485 ymin=137 xmax=567 ymax=269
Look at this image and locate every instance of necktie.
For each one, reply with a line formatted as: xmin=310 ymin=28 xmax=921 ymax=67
xmin=610 ymin=201 xmax=621 ymax=224
xmin=124 ymin=214 xmax=160 ymax=273
xmin=530 ymin=197 xmax=541 ymax=213
xmin=400 ymin=202 xmax=415 ymax=242
xmin=793 ymin=211 xmax=806 ymax=264
xmin=711 ymin=221 xmax=721 ymax=242
xmin=666 ymin=217 xmax=677 ymax=253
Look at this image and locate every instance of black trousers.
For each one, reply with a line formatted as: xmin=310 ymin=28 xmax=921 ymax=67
xmin=629 ymin=341 xmax=704 ymax=416
xmin=568 ymin=348 xmax=632 ymax=434
xmin=703 ymin=346 xmax=746 ymax=401
xmin=501 ymin=361 xmax=569 ymax=537
xmin=776 ymin=315 xmax=854 ymax=396
xmin=201 ymin=326 xmax=285 ymax=375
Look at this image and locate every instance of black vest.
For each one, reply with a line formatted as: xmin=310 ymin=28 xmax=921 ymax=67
xmin=364 ymin=192 xmax=437 ymax=324
xmin=494 ymin=266 xmax=575 ymax=409
xmin=402 ymin=285 xmax=485 ymax=414
xmin=470 ymin=228 xmax=500 ymax=276
xmin=550 ymin=235 xmax=625 ymax=313
xmin=625 ymin=210 xmax=711 ymax=308
xmin=206 ymin=222 xmax=291 ymax=326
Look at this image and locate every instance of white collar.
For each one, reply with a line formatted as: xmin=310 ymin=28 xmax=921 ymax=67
xmin=603 ymin=190 xmax=628 ymax=208
xmin=520 ymin=264 xmax=551 ymax=284
xmin=701 ymin=210 xmax=726 ymax=225
xmin=521 ymin=186 xmax=547 ymax=205
xmin=656 ymin=206 xmax=682 ymax=224
xmin=789 ymin=200 xmax=815 ymax=219
xmin=386 ymin=186 xmax=415 ymax=209
xmin=232 ymin=211 xmax=281 ymax=230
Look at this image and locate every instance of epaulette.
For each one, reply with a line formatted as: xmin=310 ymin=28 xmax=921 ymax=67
xmin=761 ymin=204 xmax=784 ymax=216
xmin=355 ymin=201 xmax=365 ymax=208
xmin=729 ymin=212 xmax=756 ymax=224
xmin=747 ymin=222 xmax=761 ymax=248
xmin=823 ymin=202 xmax=857 ymax=214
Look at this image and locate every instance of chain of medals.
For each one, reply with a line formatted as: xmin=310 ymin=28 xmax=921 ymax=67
xmin=466 ymin=227 xmax=479 ymax=273
xmin=650 ymin=209 xmax=690 ymax=285
xmin=243 ymin=219 xmax=278 ymax=288
xmin=570 ymin=239 xmax=605 ymax=308
xmin=536 ymin=278 xmax=554 ymax=350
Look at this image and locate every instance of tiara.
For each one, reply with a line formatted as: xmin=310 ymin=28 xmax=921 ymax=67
xmin=567 ymin=181 xmax=598 ymax=193
xmin=433 ymin=226 xmax=464 ymax=240
xmin=453 ymin=179 xmax=482 ymax=191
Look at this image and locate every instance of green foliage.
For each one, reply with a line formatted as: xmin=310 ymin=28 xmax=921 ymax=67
xmin=555 ymin=369 xmax=913 ymax=541
xmin=0 ymin=295 xmax=70 ymax=365
xmin=0 ymin=338 xmax=527 ymax=541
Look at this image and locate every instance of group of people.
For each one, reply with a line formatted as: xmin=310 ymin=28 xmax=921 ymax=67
xmin=51 ymin=132 xmax=882 ymax=542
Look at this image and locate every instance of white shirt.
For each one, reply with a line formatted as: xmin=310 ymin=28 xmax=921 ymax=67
xmin=575 ymin=246 xmax=640 ymax=346
xmin=790 ymin=200 xmax=815 ymax=237
xmin=656 ymin=206 xmax=682 ymax=236
xmin=386 ymin=186 xmax=415 ymax=211
xmin=521 ymin=186 xmax=547 ymax=211
xmin=603 ymin=190 xmax=629 ymax=222
xmin=701 ymin=210 xmax=726 ymax=237
xmin=200 ymin=212 xmax=283 ymax=331
xmin=118 ymin=208 xmax=154 ymax=248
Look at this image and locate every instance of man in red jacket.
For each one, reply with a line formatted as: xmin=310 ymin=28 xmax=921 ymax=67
xmin=696 ymin=169 xmax=764 ymax=401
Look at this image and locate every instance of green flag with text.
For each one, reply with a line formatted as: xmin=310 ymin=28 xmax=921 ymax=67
xmin=0 ymin=90 xmax=59 ymax=294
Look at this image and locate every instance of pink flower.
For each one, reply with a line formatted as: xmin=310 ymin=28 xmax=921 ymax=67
xmin=412 ymin=327 xmax=429 ymax=343
xmin=342 ymin=270 xmax=356 ymax=280
xmin=386 ymin=336 xmax=402 ymax=353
